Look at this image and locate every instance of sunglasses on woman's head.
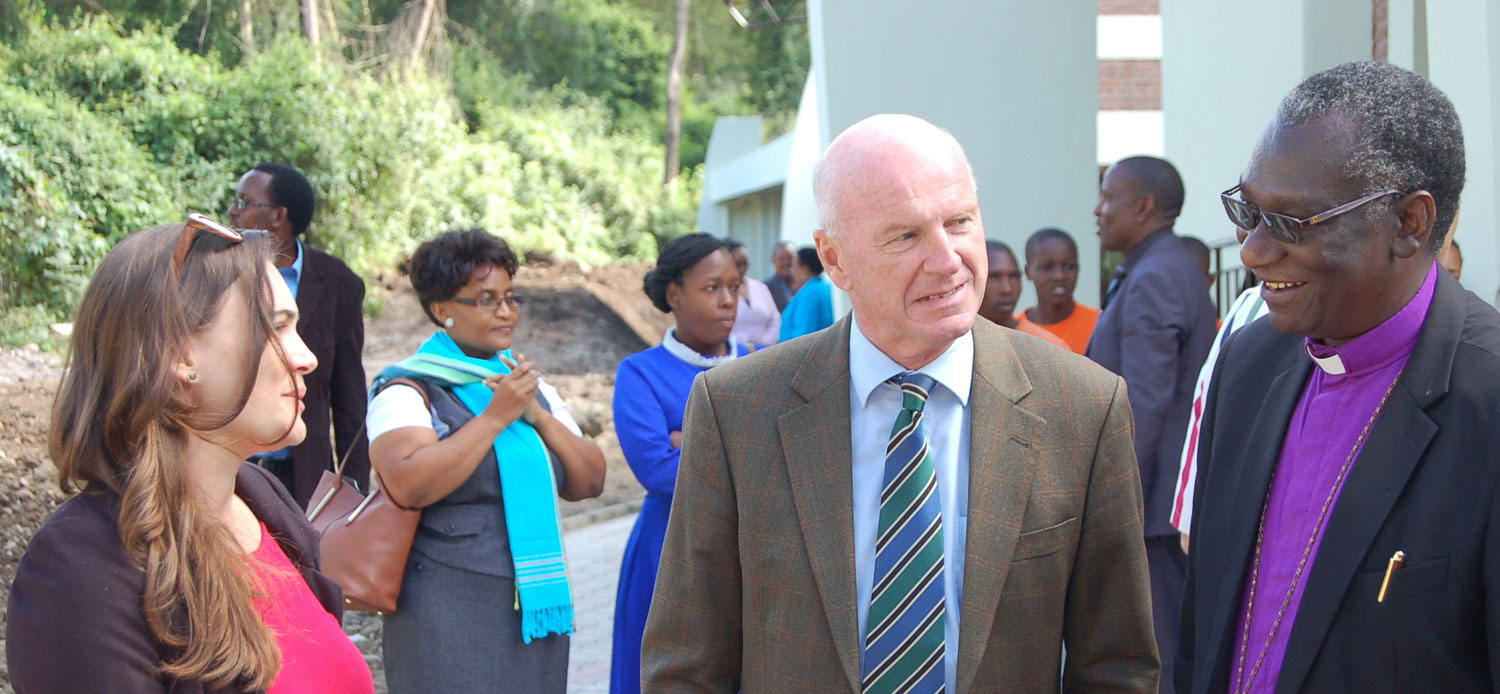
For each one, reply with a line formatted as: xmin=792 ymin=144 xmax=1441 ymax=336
xmin=1220 ymin=184 xmax=1403 ymax=244
xmin=170 ymin=213 xmax=267 ymax=275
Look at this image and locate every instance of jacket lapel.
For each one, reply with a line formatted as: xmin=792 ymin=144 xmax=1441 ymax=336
xmin=1201 ymin=351 xmax=1311 ymax=691
xmin=294 ymin=249 xmax=328 ymax=328
xmin=778 ymin=318 xmax=862 ymax=693
xmin=955 ymin=323 xmax=1042 ymax=694
xmin=1273 ymin=272 xmax=1461 ymax=694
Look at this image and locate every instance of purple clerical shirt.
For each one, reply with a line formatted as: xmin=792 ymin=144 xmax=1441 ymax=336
xmin=1228 ymin=263 xmax=1439 ymax=694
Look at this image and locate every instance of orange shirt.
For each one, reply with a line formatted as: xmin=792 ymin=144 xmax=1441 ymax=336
xmin=1021 ymin=303 xmax=1100 ymax=355
xmin=1012 ymin=316 xmax=1070 ymax=350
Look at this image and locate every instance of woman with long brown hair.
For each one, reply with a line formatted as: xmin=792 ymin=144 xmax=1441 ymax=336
xmin=5 ymin=217 xmax=374 ymax=693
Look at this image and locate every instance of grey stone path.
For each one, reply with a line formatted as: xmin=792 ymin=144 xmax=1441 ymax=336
xmin=566 ymin=512 xmax=637 ymax=693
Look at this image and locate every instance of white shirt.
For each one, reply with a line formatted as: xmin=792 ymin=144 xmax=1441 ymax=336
xmin=366 ymin=377 xmax=582 ymax=443
xmin=850 ymin=316 xmax=972 ymax=691
xmin=1170 ymin=287 xmax=1270 ymax=533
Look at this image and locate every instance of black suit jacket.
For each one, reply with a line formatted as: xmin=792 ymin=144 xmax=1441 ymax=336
xmin=289 ymin=245 xmax=370 ymax=507
xmin=6 ymin=464 xmax=344 ymax=693
xmin=1087 ymin=229 xmax=1217 ymax=537
xmin=1178 ymin=270 xmax=1500 ymax=694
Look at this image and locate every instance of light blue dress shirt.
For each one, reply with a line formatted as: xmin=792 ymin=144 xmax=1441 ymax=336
xmin=850 ymin=316 xmax=972 ymax=691
xmin=280 ymin=239 xmax=304 ymax=299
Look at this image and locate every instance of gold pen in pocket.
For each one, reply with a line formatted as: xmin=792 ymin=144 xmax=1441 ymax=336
xmin=1377 ymin=550 xmax=1406 ymax=603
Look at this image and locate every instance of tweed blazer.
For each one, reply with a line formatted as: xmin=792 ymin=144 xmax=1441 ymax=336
xmin=287 ymin=245 xmax=370 ymax=507
xmin=642 ymin=317 xmax=1159 ymax=693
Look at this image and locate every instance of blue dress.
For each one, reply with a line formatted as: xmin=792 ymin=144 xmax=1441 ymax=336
xmin=609 ymin=341 xmax=743 ymax=694
xmin=779 ymin=274 xmax=835 ymax=341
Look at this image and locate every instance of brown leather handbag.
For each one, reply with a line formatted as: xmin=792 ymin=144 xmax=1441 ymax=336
xmin=306 ymin=378 xmax=425 ymax=614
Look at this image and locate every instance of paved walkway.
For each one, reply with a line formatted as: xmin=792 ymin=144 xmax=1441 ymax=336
xmin=566 ymin=511 xmax=638 ymax=693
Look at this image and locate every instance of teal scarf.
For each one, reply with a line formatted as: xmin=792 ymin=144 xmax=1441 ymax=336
xmin=374 ymin=331 xmax=574 ymax=642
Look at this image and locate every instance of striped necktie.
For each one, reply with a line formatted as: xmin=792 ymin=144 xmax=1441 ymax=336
xmin=863 ymin=372 xmax=946 ymax=694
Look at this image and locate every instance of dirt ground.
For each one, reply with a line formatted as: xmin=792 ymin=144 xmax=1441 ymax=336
xmin=0 ymin=260 xmax=671 ymax=693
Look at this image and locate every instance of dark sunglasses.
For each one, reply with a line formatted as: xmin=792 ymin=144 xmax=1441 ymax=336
xmin=1221 ymin=184 xmax=1403 ymax=244
xmin=452 ymin=293 xmax=525 ymax=311
xmin=170 ymin=213 xmax=265 ymax=275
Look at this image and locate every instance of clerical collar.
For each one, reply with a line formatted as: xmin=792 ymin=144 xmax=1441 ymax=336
xmin=1303 ymin=262 xmax=1438 ymax=376
xmin=662 ymin=327 xmax=741 ymax=368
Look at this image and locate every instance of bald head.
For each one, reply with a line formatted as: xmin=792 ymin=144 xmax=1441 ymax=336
xmin=813 ymin=114 xmax=976 ymax=237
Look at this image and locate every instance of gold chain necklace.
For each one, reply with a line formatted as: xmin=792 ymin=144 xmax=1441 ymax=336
xmin=1231 ymin=375 xmax=1401 ymax=694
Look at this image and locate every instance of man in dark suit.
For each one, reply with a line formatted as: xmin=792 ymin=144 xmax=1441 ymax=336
xmin=229 ymin=162 xmax=370 ymax=507
xmin=643 ymin=114 xmax=1158 ymax=692
xmin=766 ymin=240 xmax=797 ymax=311
xmin=1178 ymin=61 xmax=1498 ymax=694
xmin=1087 ymin=155 xmax=1217 ymax=693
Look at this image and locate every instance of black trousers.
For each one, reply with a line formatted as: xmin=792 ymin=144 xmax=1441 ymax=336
xmin=1147 ymin=535 xmax=1187 ymax=694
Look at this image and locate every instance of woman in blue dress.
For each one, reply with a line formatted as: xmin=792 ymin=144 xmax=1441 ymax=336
xmin=610 ymin=233 xmax=747 ymax=694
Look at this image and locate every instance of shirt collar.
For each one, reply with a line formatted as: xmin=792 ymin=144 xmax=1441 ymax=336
xmin=1121 ymin=226 xmax=1175 ymax=271
xmin=849 ymin=314 xmax=973 ymax=408
xmin=1305 ymin=261 xmax=1438 ymax=376
xmin=662 ymin=327 xmax=741 ymax=368
xmin=284 ymin=239 xmax=304 ymax=279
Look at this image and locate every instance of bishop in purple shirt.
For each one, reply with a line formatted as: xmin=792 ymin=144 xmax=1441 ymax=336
xmin=1178 ymin=61 xmax=1500 ymax=694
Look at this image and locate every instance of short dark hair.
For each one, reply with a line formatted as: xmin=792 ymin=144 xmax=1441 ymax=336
xmin=1115 ymin=156 xmax=1185 ymax=220
xmin=252 ymin=162 xmax=316 ymax=237
xmin=984 ymin=239 xmax=1016 ymax=265
xmin=796 ymin=246 xmax=823 ymax=275
xmin=643 ymin=233 xmax=727 ymax=313
xmin=1181 ymin=235 xmax=1212 ymax=274
xmin=724 ymin=239 xmax=746 ymax=254
xmin=1024 ymin=227 xmax=1078 ymax=262
xmin=405 ymin=228 xmax=520 ymax=326
xmin=1269 ymin=61 xmax=1466 ymax=249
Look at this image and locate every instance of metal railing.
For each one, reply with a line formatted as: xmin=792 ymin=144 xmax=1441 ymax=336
xmin=1209 ymin=237 xmax=1256 ymax=317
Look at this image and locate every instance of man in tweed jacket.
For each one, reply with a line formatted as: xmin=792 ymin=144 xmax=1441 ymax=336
xmin=642 ymin=114 xmax=1158 ymax=693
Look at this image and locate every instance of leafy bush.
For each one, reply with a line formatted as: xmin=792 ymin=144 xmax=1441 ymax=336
xmin=0 ymin=18 xmax=699 ymax=338
xmin=0 ymin=81 xmax=175 ymax=315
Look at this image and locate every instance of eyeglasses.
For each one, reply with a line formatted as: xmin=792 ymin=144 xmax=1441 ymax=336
xmin=229 ymin=196 xmax=278 ymax=212
xmin=451 ymin=293 xmax=525 ymax=311
xmin=171 ymin=213 xmax=264 ymax=275
xmin=1221 ymin=184 xmax=1403 ymax=244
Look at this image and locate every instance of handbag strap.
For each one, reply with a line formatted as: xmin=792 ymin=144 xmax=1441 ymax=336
xmin=332 ymin=377 xmax=433 ymax=479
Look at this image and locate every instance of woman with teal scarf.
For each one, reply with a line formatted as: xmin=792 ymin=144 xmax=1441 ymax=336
xmin=367 ymin=229 xmax=606 ymax=693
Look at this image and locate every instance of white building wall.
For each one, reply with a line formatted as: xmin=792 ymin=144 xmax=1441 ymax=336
xmin=809 ymin=0 xmax=1100 ymax=309
xmin=1422 ymin=1 xmax=1500 ymax=305
xmin=779 ymin=73 xmax=823 ymax=251
xmin=1161 ymin=0 xmax=1370 ymax=254
xmin=1166 ymin=1 xmax=1498 ymax=304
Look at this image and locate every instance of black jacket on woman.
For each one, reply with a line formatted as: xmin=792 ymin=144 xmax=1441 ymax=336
xmin=6 ymin=463 xmax=343 ymax=693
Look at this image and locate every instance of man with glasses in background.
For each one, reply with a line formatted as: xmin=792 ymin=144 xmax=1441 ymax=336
xmin=1178 ymin=61 xmax=1500 ymax=694
xmin=229 ymin=163 xmax=370 ymax=508
xmin=1088 ymin=154 xmax=1218 ymax=693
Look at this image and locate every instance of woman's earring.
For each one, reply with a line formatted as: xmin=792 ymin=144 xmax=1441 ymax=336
xmin=444 ymin=317 xmax=455 ymax=328
xmin=187 ymin=370 xmax=199 ymax=383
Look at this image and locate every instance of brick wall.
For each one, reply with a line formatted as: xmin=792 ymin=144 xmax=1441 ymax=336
xmin=1099 ymin=0 xmax=1159 ymax=14
xmin=1099 ymin=60 xmax=1161 ymax=110
xmin=1372 ymin=0 xmax=1388 ymax=60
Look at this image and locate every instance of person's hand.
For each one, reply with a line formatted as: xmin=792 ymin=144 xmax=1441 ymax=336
xmin=1179 ymin=532 xmax=1191 ymax=555
xmin=669 ymin=430 xmax=683 ymax=449
xmin=501 ymin=353 xmax=550 ymax=425
xmin=480 ymin=353 xmax=539 ymax=427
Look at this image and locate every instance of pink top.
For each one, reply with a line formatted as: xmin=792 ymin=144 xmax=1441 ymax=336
xmin=251 ymin=523 xmax=374 ymax=694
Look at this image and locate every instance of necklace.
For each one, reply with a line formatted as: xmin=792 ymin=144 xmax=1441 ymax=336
xmin=1230 ymin=375 xmax=1401 ymax=694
